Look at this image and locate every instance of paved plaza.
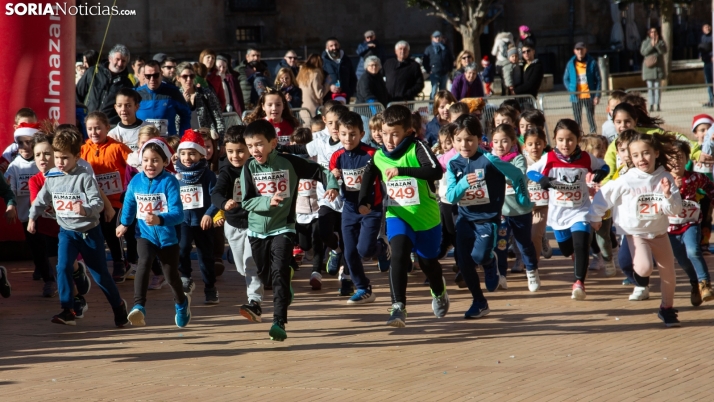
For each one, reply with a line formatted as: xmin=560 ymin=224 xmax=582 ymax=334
xmin=2 ymin=246 xmax=714 ymax=400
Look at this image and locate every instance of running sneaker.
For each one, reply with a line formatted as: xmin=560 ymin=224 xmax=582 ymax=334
xmin=348 ymin=287 xmax=376 ymax=304
xmin=180 ymin=277 xmax=194 ymax=294
xmin=526 ymin=269 xmax=541 ymax=292
xmin=0 ymin=266 xmax=10 ymax=298
xmin=699 ymin=280 xmax=714 ymax=302
xmin=126 ymin=263 xmax=138 ymax=280
xmin=431 ymin=277 xmax=449 ymax=318
xmin=454 ymin=271 xmax=467 ymax=289
xmin=326 ymin=250 xmax=342 ymax=276
xmin=269 ymin=318 xmax=287 ymax=341
xmin=73 ymin=296 xmax=88 ymax=319
xmin=377 ymin=236 xmax=392 ymax=273
xmin=42 ymin=281 xmax=57 ymax=298
xmin=175 ymin=294 xmax=191 ymax=328
xmin=497 ymin=274 xmax=508 ymax=290
xmin=484 ymin=257 xmax=500 ymax=292
xmin=293 ymin=246 xmax=305 ymax=265
xmin=571 ymin=280 xmax=586 ymax=300
xmin=239 ymin=300 xmax=262 ymax=323
xmin=464 ymin=300 xmax=490 ymax=319
xmin=204 ymin=287 xmax=220 ymax=304
xmin=52 ymin=309 xmax=76 ymax=326
xmin=691 ymin=285 xmax=703 ymax=307
xmin=386 ymin=302 xmax=407 ymax=328
xmin=73 ymin=261 xmax=91 ymax=296
xmin=541 ymin=236 xmax=553 ymax=259
xmin=629 ymin=286 xmax=650 ymax=301
xmin=113 ymin=299 xmax=129 ymax=327
xmin=589 ymin=253 xmax=604 ymax=271
xmin=511 ymin=257 xmax=524 ymax=273
xmin=658 ymin=307 xmax=681 ymax=327
xmin=309 ymin=271 xmax=322 ymax=290
xmin=112 ymin=261 xmax=127 ymax=283
xmin=604 ymin=259 xmax=617 ymax=277
xmin=214 ymin=259 xmax=225 ymax=277
xmin=338 ymin=278 xmax=355 ymax=296
xmin=128 ymin=305 xmax=146 ymax=326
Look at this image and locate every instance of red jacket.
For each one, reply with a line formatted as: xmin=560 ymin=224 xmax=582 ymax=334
xmin=206 ymin=67 xmax=227 ymax=111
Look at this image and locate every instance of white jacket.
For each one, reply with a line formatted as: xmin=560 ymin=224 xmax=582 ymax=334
xmin=491 ymin=32 xmax=514 ymax=66
xmin=590 ymin=166 xmax=682 ymax=237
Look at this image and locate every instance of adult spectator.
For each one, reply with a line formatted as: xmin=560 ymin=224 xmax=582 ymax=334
xmin=700 ymin=23 xmax=714 ymax=107
xmin=275 ymin=67 xmax=302 ymax=109
xmin=296 ymin=53 xmax=326 ymax=123
xmin=160 ymin=57 xmax=177 ymax=86
xmin=216 ymin=54 xmax=245 ymax=115
xmin=423 ymin=31 xmax=454 ymax=99
xmin=383 ymin=41 xmax=424 ymax=102
xmin=640 ymin=27 xmax=667 ymax=112
xmin=356 ymin=30 xmax=386 ymax=80
xmin=175 ymin=62 xmax=225 ymax=139
xmin=153 ymin=53 xmax=167 ymax=64
xmin=136 ymin=60 xmax=191 ymax=136
xmin=129 ymin=56 xmax=145 ymax=87
xmin=136 ymin=64 xmax=147 ymax=87
xmin=356 ymin=55 xmax=389 ymax=106
xmin=273 ymin=50 xmax=300 ymax=78
xmin=492 ymin=31 xmax=514 ymax=94
xmin=517 ymin=26 xmax=536 ymax=59
xmin=235 ymin=48 xmax=261 ymax=108
xmin=453 ymin=50 xmax=475 ymax=78
xmin=199 ymin=49 xmax=227 ymax=111
xmin=322 ymin=37 xmax=357 ymax=101
xmin=450 ymin=63 xmax=485 ymax=100
xmin=76 ymin=44 xmax=134 ymax=125
xmin=512 ymin=41 xmax=543 ymax=98
xmin=563 ymin=42 xmax=601 ymax=133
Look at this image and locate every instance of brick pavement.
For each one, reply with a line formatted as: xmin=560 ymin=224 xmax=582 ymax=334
xmin=1 ymin=249 xmax=714 ymax=400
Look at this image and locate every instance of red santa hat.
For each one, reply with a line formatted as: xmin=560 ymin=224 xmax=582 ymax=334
xmin=14 ymin=122 xmax=40 ymax=141
xmin=177 ymin=129 xmax=206 ymax=156
xmin=140 ymin=138 xmax=174 ymax=162
xmin=332 ymin=92 xmax=347 ymax=104
xmin=692 ymin=114 xmax=714 ymax=132
xmin=481 ymin=55 xmax=490 ymax=67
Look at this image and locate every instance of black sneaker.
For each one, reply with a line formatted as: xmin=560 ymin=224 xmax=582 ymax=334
xmin=239 ymin=300 xmax=262 ymax=323
xmin=181 ymin=277 xmax=195 ymax=294
xmin=338 ymin=279 xmax=355 ymax=296
xmin=74 ymin=296 xmax=88 ymax=319
xmin=112 ymin=261 xmax=127 ymax=283
xmin=113 ymin=299 xmax=129 ymax=327
xmin=658 ymin=307 xmax=681 ymax=328
xmin=204 ymin=287 xmax=220 ymax=304
xmin=52 ymin=309 xmax=76 ymax=325
xmin=73 ymin=261 xmax=91 ymax=296
xmin=0 ymin=266 xmax=11 ymax=298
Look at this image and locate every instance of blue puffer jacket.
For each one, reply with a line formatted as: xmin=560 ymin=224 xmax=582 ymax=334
xmin=136 ymin=82 xmax=192 ymax=135
xmin=175 ymin=160 xmax=218 ymax=226
xmin=121 ymin=169 xmax=184 ymax=248
xmin=563 ymin=55 xmax=601 ymax=102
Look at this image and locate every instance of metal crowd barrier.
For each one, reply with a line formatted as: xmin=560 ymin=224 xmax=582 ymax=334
xmin=348 ymin=103 xmax=385 ymax=119
xmin=222 ymin=112 xmax=242 ymax=128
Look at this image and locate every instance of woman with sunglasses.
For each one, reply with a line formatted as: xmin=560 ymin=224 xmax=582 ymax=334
xmin=175 ymin=62 xmax=225 ymax=141
xmin=512 ymin=40 xmax=543 ymax=98
xmin=452 ymin=50 xmax=475 ymax=79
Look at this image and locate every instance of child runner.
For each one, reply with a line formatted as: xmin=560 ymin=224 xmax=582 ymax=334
xmin=241 ymin=119 xmax=339 ymax=341
xmin=310 ymin=115 xmax=326 ymax=134
xmin=211 ymin=127 xmax=264 ymax=322
xmin=591 ymin=131 xmax=683 ymax=327
xmin=601 ymin=90 xmax=627 ymax=144
xmin=244 ymin=88 xmax=299 ymax=146
xmin=527 ymin=119 xmax=609 ymax=300
xmin=1 ymin=108 xmax=38 ymax=172
xmin=667 ymin=140 xmax=714 ymax=306
xmin=0 ymin=174 xmax=16 ymax=297
xmin=448 ymin=102 xmax=470 ymax=123
xmin=28 ymin=130 xmax=128 ymax=326
xmin=437 ymin=124 xmax=459 ymax=275
xmin=117 ymin=139 xmax=190 ymax=327
xmin=175 ymin=129 xmax=220 ymax=304
xmin=108 ymin=88 xmax=151 ymax=152
xmin=358 ymin=105 xmax=448 ymax=328
xmin=523 ymin=128 xmax=550 ymax=261
xmin=330 ymin=111 xmax=391 ymax=303
xmin=425 ymin=90 xmax=457 ymax=147
xmin=446 ymin=115 xmax=531 ymax=317
xmin=368 ymin=113 xmax=385 ymax=149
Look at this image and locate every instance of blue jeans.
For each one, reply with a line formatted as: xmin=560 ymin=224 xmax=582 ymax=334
xmin=495 ymin=213 xmax=539 ymax=275
xmin=57 ymin=226 xmax=123 ymax=310
xmin=669 ymin=225 xmax=711 ymax=284
xmin=429 ymin=74 xmax=448 ymax=99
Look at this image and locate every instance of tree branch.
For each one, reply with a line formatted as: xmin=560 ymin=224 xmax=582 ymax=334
xmin=423 ymin=0 xmax=461 ymax=27
xmin=483 ymin=6 xmax=503 ymax=27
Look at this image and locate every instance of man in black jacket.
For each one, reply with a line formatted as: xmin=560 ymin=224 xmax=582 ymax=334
xmin=700 ymin=24 xmax=713 ymax=107
xmin=76 ymin=44 xmax=134 ymax=125
xmin=422 ymin=31 xmax=453 ymax=99
xmin=273 ymin=50 xmax=300 ymax=78
xmin=383 ymin=41 xmax=425 ymax=102
xmin=235 ymin=48 xmax=261 ymax=108
xmin=322 ymin=38 xmax=357 ymax=101
xmin=513 ymin=42 xmax=543 ymax=99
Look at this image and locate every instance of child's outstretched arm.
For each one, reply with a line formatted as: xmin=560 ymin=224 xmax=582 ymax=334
xmin=483 ymin=153 xmax=532 ymax=208
xmin=445 ymin=164 xmax=471 ymax=204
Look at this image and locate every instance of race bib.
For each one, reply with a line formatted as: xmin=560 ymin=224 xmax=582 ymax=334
xmin=135 ymin=193 xmax=168 ymax=220
xmin=254 ymin=170 xmax=290 ymax=198
xmin=386 ymin=178 xmax=420 ymax=207
xmin=342 ymin=167 xmax=366 ymax=191
xmin=298 ymin=179 xmax=317 ymax=197
xmin=233 ymin=178 xmax=242 ymax=202
xmin=180 ymin=185 xmax=204 ymax=210
xmin=669 ymin=200 xmax=700 ymax=225
xmin=551 ymin=182 xmax=583 ymax=207
xmin=693 ymin=163 xmax=712 ymax=174
xmin=636 ymin=193 xmax=664 ymax=221
xmin=528 ymin=184 xmax=549 ymax=206
xmin=16 ymin=173 xmax=33 ymax=196
xmin=52 ymin=193 xmax=87 ymax=218
xmin=145 ymin=119 xmax=169 ymax=136
xmin=505 ymin=183 xmax=515 ymax=196
xmin=459 ymin=181 xmax=490 ymax=206
xmin=277 ymin=135 xmax=291 ymax=146
xmin=96 ymin=171 xmax=122 ymax=196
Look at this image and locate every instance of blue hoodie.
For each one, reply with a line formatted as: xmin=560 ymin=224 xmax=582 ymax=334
xmin=121 ymin=169 xmax=184 ymax=248
xmin=136 ymin=82 xmax=191 ymax=135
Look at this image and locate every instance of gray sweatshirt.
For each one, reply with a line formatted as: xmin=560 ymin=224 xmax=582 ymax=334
xmin=29 ymin=166 xmax=104 ymax=232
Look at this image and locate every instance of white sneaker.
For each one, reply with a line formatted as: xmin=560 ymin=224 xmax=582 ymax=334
xmin=526 ymin=270 xmax=541 ymax=292
xmin=148 ymin=275 xmax=166 ymax=290
xmin=511 ymin=257 xmax=524 ymax=273
xmin=497 ymin=274 xmax=508 ymax=290
xmin=309 ymin=271 xmax=322 ymax=290
xmin=589 ymin=253 xmax=604 ymax=271
xmin=629 ymin=286 xmax=650 ymax=301
xmin=604 ymin=259 xmax=616 ymax=277
xmin=126 ymin=263 xmax=138 ymax=280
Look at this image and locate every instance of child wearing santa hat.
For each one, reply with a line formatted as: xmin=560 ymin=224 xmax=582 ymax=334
xmin=173 ymin=129 xmax=220 ymax=304
xmin=480 ymin=56 xmax=495 ymax=96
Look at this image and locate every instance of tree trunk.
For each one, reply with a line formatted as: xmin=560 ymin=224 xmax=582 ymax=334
xmin=660 ymin=0 xmax=674 ymax=86
xmin=460 ymin=25 xmax=482 ymax=61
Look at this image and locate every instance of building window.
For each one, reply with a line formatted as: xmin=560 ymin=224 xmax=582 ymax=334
xmin=228 ymin=0 xmax=276 ymax=12
xmin=236 ymin=26 xmax=262 ymax=43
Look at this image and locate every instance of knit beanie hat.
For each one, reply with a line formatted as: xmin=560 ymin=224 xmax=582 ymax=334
xmin=177 ymin=129 xmax=207 ymax=156
xmin=14 ymin=122 xmax=40 ymax=141
xmin=507 ymin=48 xmax=518 ymax=57
xmin=692 ymin=114 xmax=714 ymax=132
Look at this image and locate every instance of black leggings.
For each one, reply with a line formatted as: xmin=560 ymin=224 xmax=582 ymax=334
xmin=389 ymin=235 xmax=444 ymax=306
xmin=100 ymin=211 xmax=124 ymax=263
xmin=135 ymin=239 xmax=185 ymax=307
xmin=439 ymin=203 xmax=456 ymax=258
xmin=557 ymin=231 xmax=591 ymax=282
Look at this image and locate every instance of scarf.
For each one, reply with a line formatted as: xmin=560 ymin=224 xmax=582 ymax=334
xmin=381 ymin=135 xmax=416 ymax=160
xmin=553 ymin=146 xmax=582 ymax=164
xmin=432 ymin=42 xmax=445 ymax=53
xmin=175 ymin=159 xmax=208 ymax=184
xmin=494 ymin=150 xmax=519 ymax=163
